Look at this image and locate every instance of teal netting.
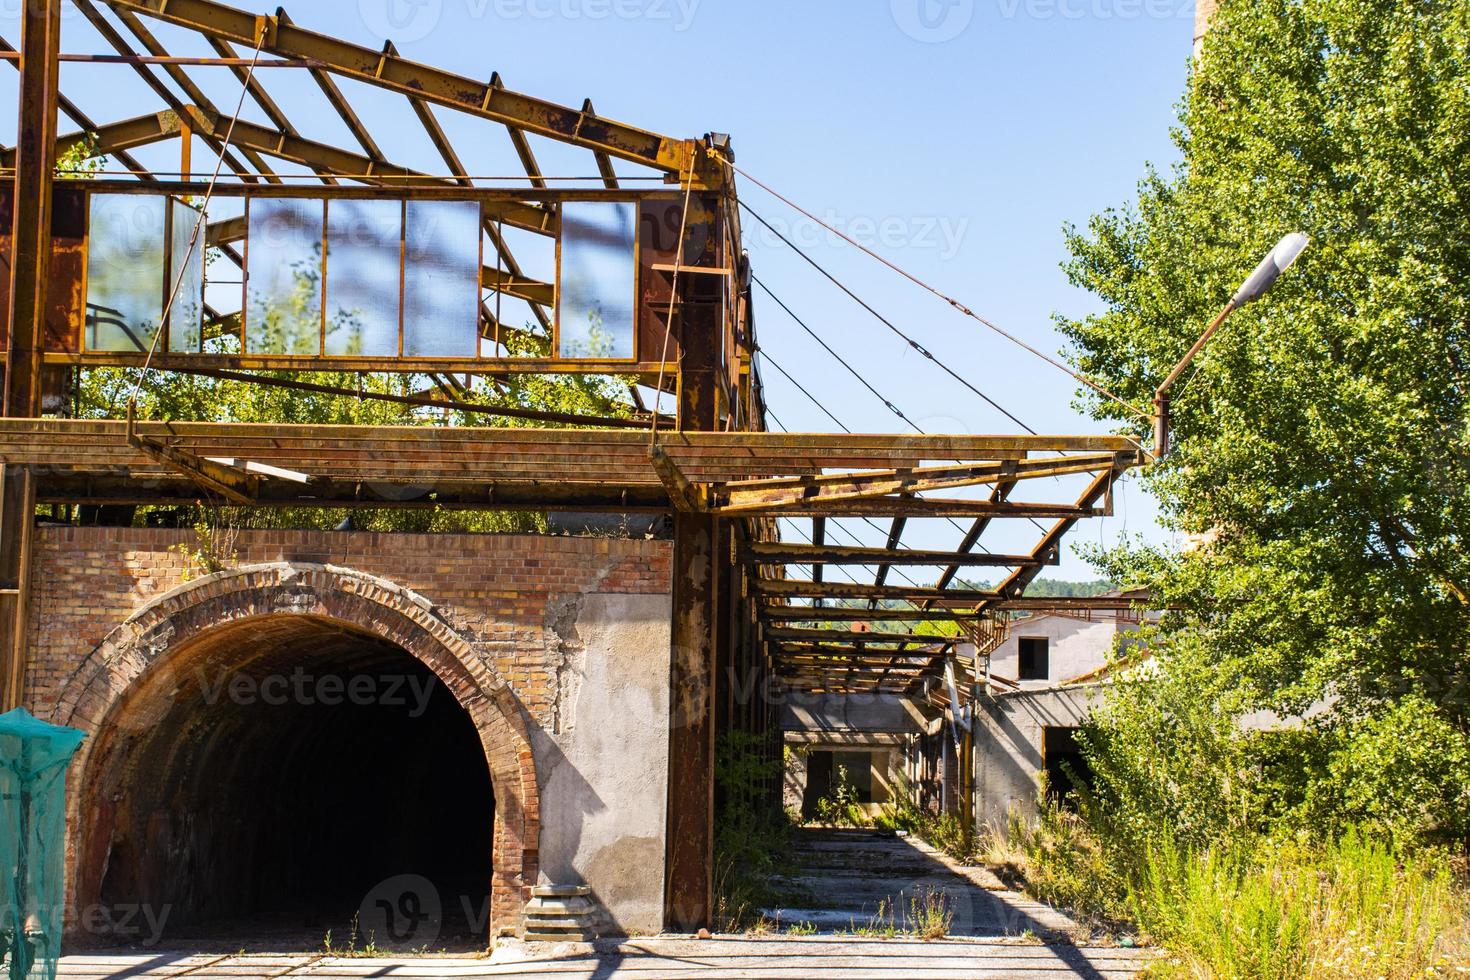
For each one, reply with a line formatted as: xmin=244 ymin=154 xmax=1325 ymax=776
xmin=1 ymin=709 xmax=85 ymax=980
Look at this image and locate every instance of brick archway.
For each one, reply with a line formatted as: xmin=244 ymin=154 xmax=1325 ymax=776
xmin=55 ymin=562 xmax=538 ymax=940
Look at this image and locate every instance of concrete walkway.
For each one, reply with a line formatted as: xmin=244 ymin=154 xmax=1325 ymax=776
xmin=57 ymin=831 xmax=1149 ymax=978
xmin=765 ymin=829 xmax=1093 ymax=940
xmin=59 ymin=937 xmax=1150 ymax=978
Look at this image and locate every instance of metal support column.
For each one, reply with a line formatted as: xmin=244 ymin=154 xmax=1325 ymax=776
xmin=1 ymin=0 xmax=61 ymax=710
xmin=663 ymin=193 xmax=726 ymax=932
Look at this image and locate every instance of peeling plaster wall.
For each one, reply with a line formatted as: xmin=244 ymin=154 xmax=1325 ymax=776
xmin=975 ymin=686 xmax=1102 ymax=831
xmin=532 ymin=592 xmax=672 ymax=936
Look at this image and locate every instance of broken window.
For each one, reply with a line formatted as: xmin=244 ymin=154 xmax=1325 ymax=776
xmin=324 ymin=199 xmax=402 ymax=357
xmin=85 ymin=193 xmax=165 ymax=352
xmin=167 ymin=197 xmax=205 ymax=353
xmin=403 ymin=200 xmax=481 ymax=358
xmin=1018 ymin=637 xmax=1049 ymax=680
xmin=558 ymin=201 xmax=637 ymax=359
xmin=245 ymin=197 xmax=324 ymax=355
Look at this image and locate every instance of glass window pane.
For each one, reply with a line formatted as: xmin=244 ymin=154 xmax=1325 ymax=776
xmin=85 ymin=194 xmax=165 ymax=352
xmin=246 ymin=197 xmax=323 ymax=355
xmin=403 ymin=200 xmax=479 ymax=358
xmin=324 ymin=199 xmax=402 ymax=357
xmin=167 ymin=197 xmax=205 ymax=353
xmin=559 ymin=202 xmax=636 ymax=359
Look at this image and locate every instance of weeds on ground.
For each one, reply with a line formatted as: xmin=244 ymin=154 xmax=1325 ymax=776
xmin=321 ymin=915 xmax=390 ymax=958
xmin=905 ymin=886 xmax=954 ymax=940
xmin=1010 ymin=797 xmax=1470 ymax=978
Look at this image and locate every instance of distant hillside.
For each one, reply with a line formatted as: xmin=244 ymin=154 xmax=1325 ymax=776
xmin=955 ymin=578 xmax=1117 ymax=598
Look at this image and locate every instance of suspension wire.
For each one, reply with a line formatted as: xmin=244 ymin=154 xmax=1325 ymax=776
xmin=724 ymin=159 xmax=1151 ymax=422
xmin=755 ymin=348 xmax=850 ymax=433
xmin=127 ymin=25 xmax=269 ymax=416
xmin=753 ymin=274 xmax=923 ymax=434
xmin=754 ymin=273 xmax=1049 ymax=541
xmin=742 ymin=203 xmax=1037 ymax=435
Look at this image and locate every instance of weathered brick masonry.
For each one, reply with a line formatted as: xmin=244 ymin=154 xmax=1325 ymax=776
xmin=22 ymin=526 xmax=672 ymax=938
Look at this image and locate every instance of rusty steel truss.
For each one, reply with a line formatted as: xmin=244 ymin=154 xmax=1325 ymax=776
xmin=0 ymin=0 xmax=1144 ymax=932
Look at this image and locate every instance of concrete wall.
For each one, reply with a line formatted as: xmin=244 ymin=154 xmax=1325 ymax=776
xmin=532 ymin=592 xmax=671 ymax=936
xmin=783 ymin=734 xmax=904 ymax=817
xmin=780 ymin=692 xmax=937 ymax=734
xmin=987 ymin=614 xmax=1136 ymax=689
xmin=974 ymin=686 xmax=1102 ymax=830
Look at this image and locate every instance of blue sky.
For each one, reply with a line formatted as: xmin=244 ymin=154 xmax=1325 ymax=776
xmin=3 ymin=0 xmax=1197 ymax=578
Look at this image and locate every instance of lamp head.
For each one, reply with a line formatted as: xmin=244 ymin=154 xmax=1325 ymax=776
xmin=1232 ymin=232 xmax=1310 ymax=306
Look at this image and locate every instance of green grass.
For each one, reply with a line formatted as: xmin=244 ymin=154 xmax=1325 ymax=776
xmin=1010 ymin=804 xmax=1469 ymax=978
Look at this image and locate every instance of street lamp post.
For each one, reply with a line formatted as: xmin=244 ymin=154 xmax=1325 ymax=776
xmin=1153 ymin=232 xmax=1310 ymax=457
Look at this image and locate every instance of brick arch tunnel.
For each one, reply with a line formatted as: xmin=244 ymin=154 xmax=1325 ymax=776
xmin=56 ymin=564 xmax=542 ymax=947
xmin=73 ymin=614 xmax=495 ymax=944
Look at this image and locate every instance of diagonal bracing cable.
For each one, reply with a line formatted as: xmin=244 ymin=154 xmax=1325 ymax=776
xmin=743 ymin=205 xmax=1038 ymax=435
xmin=726 ymin=159 xmax=1150 ymax=422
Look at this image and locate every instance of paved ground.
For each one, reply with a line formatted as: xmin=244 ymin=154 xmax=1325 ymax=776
xmin=58 ymin=830 xmax=1150 ymax=978
xmin=764 ymin=828 xmax=1085 ymax=938
xmin=59 ymin=938 xmax=1150 ymax=979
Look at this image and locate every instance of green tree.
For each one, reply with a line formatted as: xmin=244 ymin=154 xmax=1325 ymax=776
xmin=1060 ymin=0 xmax=1470 ymax=846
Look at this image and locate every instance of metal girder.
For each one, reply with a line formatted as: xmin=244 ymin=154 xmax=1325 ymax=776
xmin=107 ymin=0 xmax=705 ymax=177
xmin=480 ymin=267 xmax=555 ymax=306
xmin=767 ymin=627 xmax=959 ymax=646
xmin=582 ymin=98 xmax=619 ymax=189
xmin=740 ymin=542 xmax=1048 ymax=567
xmin=102 ymin=2 xmax=283 ymax=181
xmin=0 ymin=35 xmax=157 ymax=181
xmin=738 ymin=500 xmax=1102 ymax=519
xmin=761 ymin=606 xmax=985 ymax=623
xmin=714 ymin=454 xmax=1119 ymax=512
xmin=490 ymin=72 xmax=546 ymax=190
xmin=201 ymin=32 xmax=336 ymax=184
xmin=68 ymin=0 xmax=260 ymax=181
xmin=0 ymin=106 xmax=185 ymax=168
xmin=757 ymin=579 xmax=999 ymax=604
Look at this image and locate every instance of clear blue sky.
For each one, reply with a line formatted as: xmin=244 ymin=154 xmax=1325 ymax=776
xmin=4 ymin=0 xmax=1196 ymax=579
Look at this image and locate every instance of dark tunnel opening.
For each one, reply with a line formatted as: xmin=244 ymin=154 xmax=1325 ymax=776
xmin=78 ymin=616 xmax=495 ymax=950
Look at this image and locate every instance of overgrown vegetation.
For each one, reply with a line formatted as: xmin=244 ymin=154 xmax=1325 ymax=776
xmin=68 ymin=262 xmax=635 ymax=538
xmin=1001 ymin=0 xmax=1470 ymax=973
xmin=714 ymin=731 xmax=793 ymax=932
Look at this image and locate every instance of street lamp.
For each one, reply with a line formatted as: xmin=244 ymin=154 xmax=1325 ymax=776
xmin=1153 ymin=232 xmax=1310 ymax=457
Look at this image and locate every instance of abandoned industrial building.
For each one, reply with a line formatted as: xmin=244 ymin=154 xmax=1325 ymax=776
xmin=0 ymin=0 xmax=1152 ymax=955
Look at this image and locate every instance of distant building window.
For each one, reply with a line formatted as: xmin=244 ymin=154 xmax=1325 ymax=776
xmin=1018 ymin=637 xmax=1049 ymax=680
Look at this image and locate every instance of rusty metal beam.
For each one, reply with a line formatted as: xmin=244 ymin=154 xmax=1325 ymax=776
xmin=714 ymin=455 xmax=1118 ymax=512
xmin=757 ymin=579 xmax=998 ymax=604
xmin=102 ymin=2 xmax=283 ymax=182
xmin=582 ymin=98 xmax=619 ymax=189
xmin=108 ymin=0 xmax=703 ymax=177
xmin=0 ymin=0 xmax=61 ymax=711
xmin=741 ymin=542 xmax=1048 ymax=567
xmin=0 ymin=35 xmax=157 ymax=182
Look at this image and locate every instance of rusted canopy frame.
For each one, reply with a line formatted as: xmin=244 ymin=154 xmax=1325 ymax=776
xmin=0 ymin=35 xmax=155 ymax=182
xmin=713 ymin=454 xmax=1119 ymax=513
xmin=106 ymin=0 xmax=704 ymax=177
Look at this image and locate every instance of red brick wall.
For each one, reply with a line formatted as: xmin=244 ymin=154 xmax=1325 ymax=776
xmin=24 ymin=526 xmax=671 ymax=939
xmin=25 ymin=526 xmax=671 ymax=720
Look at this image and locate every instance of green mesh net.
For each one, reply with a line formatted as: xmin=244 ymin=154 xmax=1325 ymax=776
xmin=1 ymin=709 xmax=85 ymax=980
